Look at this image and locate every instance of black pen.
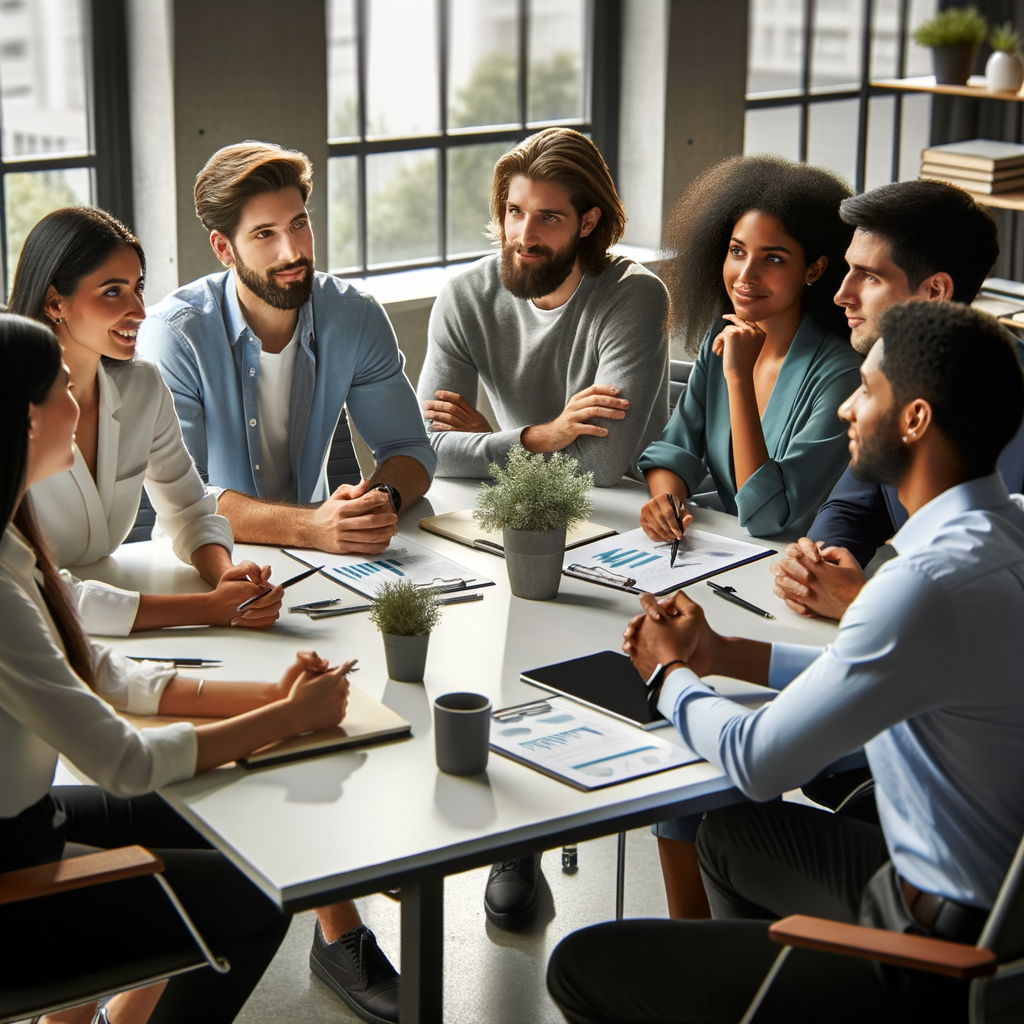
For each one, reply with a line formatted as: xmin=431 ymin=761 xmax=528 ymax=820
xmin=236 ymin=564 xmax=325 ymax=611
xmin=307 ymin=591 xmax=484 ymax=620
xmin=669 ymin=495 xmax=684 ymax=568
xmin=290 ymin=598 xmax=343 ymax=613
xmin=706 ymin=580 xmax=776 ymax=620
xmin=126 ymin=657 xmax=222 ymax=667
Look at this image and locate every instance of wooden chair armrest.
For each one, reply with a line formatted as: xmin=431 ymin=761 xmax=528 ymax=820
xmin=0 ymin=845 xmax=164 ymax=906
xmin=768 ymin=915 xmax=997 ymax=980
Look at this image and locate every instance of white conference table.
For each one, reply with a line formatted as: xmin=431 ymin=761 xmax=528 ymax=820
xmin=80 ymin=477 xmax=839 ymax=1023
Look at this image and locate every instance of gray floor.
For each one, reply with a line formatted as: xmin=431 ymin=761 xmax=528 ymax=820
xmin=236 ymin=827 xmax=670 ymax=1024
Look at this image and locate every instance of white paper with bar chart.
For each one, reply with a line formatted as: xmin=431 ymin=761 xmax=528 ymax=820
xmin=283 ymin=536 xmax=494 ymax=598
xmin=562 ymin=527 xmax=775 ymax=595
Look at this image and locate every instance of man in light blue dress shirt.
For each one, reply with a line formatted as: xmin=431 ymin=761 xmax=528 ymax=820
xmin=138 ymin=141 xmax=435 ymax=559
xmin=138 ymin=141 xmax=429 ymax=1023
xmin=547 ymin=301 xmax=1024 ymax=1023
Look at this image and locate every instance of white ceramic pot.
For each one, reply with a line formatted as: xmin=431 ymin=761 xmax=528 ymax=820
xmin=986 ymin=50 xmax=1024 ymax=92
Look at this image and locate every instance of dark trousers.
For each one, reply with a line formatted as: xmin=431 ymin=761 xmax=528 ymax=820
xmin=547 ymin=801 xmax=977 ymax=1024
xmin=0 ymin=787 xmax=290 ymax=1024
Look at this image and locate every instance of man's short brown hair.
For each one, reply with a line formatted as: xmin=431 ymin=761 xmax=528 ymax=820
xmin=194 ymin=140 xmax=313 ymax=239
xmin=488 ymin=128 xmax=625 ymax=275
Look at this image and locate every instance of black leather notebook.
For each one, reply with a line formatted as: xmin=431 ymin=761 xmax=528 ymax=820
xmin=520 ymin=650 xmax=668 ymax=731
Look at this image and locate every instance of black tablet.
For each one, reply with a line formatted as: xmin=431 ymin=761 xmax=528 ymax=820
xmin=520 ymin=650 xmax=668 ymax=731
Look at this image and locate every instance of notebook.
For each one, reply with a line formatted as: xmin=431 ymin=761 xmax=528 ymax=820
xmin=419 ymin=508 xmax=617 ymax=554
xmin=520 ymin=650 xmax=669 ymax=730
xmin=122 ymin=685 xmax=411 ymax=769
xmin=921 ymin=139 xmax=1024 ymax=172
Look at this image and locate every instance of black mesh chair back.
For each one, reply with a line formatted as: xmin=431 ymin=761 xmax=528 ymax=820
xmin=326 ymin=408 xmax=362 ymax=492
xmin=670 ymin=360 xmax=693 ymax=412
xmin=126 ymin=490 xmax=157 ymax=543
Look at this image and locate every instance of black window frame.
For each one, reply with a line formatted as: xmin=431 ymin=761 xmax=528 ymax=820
xmin=327 ymin=0 xmax=621 ymax=278
xmin=745 ymin=0 xmax=912 ymax=192
xmin=0 ymin=0 xmax=133 ymax=296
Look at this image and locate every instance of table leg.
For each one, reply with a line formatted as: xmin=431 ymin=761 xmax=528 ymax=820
xmin=400 ymin=869 xmax=444 ymax=1024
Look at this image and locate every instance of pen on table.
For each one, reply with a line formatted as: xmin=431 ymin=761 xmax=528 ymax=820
xmin=669 ymin=495 xmax=684 ymax=569
xmin=706 ymin=580 xmax=776 ymax=620
xmin=472 ymin=538 xmax=506 ymax=558
xmin=126 ymin=657 xmax=222 ymax=667
xmin=289 ymin=598 xmax=343 ymax=613
xmin=307 ymin=591 xmax=485 ymax=620
xmin=236 ymin=564 xmax=325 ymax=612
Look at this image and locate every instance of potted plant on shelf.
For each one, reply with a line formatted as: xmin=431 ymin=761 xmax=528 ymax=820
xmin=914 ymin=5 xmax=987 ymax=85
xmin=474 ymin=445 xmax=593 ymax=601
xmin=986 ymin=22 xmax=1024 ymax=92
xmin=369 ymin=580 xmax=443 ymax=682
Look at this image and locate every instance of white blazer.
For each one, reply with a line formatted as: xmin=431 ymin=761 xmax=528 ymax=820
xmin=30 ymin=359 xmax=233 ymax=636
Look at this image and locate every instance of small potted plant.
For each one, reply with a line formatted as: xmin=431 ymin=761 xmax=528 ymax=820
xmin=986 ymin=22 xmax=1024 ymax=92
xmin=369 ymin=579 xmax=443 ymax=682
xmin=474 ymin=445 xmax=593 ymax=601
xmin=914 ymin=5 xmax=987 ymax=85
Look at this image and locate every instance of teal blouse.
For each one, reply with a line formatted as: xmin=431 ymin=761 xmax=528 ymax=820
xmin=638 ymin=314 xmax=863 ymax=538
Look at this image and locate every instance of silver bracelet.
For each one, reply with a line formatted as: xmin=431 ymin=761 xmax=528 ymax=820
xmin=197 ymin=678 xmax=205 ymax=698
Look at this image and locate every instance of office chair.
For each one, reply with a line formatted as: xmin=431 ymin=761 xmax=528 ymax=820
xmin=669 ymin=360 xmax=693 ymax=412
xmin=739 ymin=830 xmax=1024 ymax=1024
xmin=0 ymin=845 xmax=228 ymax=1023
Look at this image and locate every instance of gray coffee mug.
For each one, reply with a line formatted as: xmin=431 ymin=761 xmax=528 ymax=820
xmin=434 ymin=692 xmax=492 ymax=775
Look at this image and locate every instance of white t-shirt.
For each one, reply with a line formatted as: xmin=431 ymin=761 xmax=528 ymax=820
xmin=257 ymin=324 xmax=300 ymax=502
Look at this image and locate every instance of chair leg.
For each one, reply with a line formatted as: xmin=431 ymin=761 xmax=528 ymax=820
xmin=615 ymin=833 xmax=626 ymax=921
xmin=153 ymin=875 xmax=231 ymax=974
xmin=738 ymin=946 xmax=792 ymax=1024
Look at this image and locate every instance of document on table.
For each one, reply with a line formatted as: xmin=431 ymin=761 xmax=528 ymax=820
xmin=284 ymin=534 xmax=494 ymax=599
xmin=563 ymin=527 xmax=775 ymax=595
xmin=490 ymin=696 xmax=699 ymax=791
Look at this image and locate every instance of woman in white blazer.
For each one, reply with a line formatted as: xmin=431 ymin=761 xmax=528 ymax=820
xmin=9 ymin=207 xmax=283 ymax=635
xmin=0 ymin=312 xmax=352 ymax=1023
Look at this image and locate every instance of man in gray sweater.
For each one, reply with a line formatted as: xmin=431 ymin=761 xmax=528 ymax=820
xmin=419 ymin=129 xmax=670 ymax=931
xmin=419 ymin=128 xmax=670 ymax=490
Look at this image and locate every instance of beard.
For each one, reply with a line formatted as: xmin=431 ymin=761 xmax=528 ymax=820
xmin=849 ymin=405 xmax=912 ymax=486
xmin=233 ymin=250 xmax=314 ymax=310
xmin=499 ymin=234 xmax=579 ymax=300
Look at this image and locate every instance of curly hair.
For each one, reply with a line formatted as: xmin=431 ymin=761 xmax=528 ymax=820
xmin=662 ymin=155 xmax=854 ymax=351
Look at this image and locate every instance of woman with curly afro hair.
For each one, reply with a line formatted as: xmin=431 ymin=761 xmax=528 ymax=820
xmin=637 ymin=155 xmax=863 ymax=540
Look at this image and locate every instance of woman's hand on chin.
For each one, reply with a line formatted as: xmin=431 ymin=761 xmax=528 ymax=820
xmin=713 ymin=314 xmax=766 ymax=382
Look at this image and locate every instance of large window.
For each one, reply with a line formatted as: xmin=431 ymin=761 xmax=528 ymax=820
xmin=744 ymin=0 xmax=938 ymax=191
xmin=0 ymin=0 xmax=131 ymax=296
xmin=327 ymin=0 xmax=614 ymax=276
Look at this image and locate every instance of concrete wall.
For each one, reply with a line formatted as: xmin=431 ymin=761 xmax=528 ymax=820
xmin=170 ymin=0 xmax=329 ymax=286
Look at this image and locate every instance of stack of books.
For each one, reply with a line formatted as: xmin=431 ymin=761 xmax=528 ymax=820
xmin=919 ymin=139 xmax=1024 ymax=194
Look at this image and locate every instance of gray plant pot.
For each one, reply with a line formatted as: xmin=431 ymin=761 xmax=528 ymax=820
xmin=503 ymin=526 xmax=566 ymax=600
xmin=931 ymin=43 xmax=979 ymax=85
xmin=382 ymin=632 xmax=430 ymax=682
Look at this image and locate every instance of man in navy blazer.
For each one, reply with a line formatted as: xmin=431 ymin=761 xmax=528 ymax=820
xmin=770 ymin=180 xmax=1024 ymax=619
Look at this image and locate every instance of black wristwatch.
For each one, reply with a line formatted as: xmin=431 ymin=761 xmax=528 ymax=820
xmin=645 ymin=660 xmax=687 ymax=717
xmin=370 ymin=483 xmax=402 ymax=513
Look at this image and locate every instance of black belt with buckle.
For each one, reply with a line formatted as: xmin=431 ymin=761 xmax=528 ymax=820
xmin=900 ymin=876 xmax=988 ymax=945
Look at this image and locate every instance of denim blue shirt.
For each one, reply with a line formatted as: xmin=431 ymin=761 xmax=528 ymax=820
xmin=136 ymin=271 xmax=435 ymax=503
xmin=658 ymin=474 xmax=1024 ymax=909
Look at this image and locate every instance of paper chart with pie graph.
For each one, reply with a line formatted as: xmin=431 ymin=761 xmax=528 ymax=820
xmin=489 ymin=696 xmax=699 ymax=791
xmin=563 ymin=527 xmax=775 ymax=595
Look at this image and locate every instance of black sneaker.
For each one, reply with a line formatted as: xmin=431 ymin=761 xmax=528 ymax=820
xmin=484 ymin=853 xmax=542 ymax=930
xmin=309 ymin=922 xmax=400 ymax=1024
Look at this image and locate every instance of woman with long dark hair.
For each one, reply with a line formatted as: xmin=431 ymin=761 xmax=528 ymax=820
xmin=9 ymin=207 xmax=281 ymax=635
xmin=0 ymin=312 xmax=353 ymax=1023
xmin=638 ymin=155 xmax=863 ymax=540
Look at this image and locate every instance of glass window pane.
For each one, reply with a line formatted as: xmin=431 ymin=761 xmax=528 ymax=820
xmin=744 ymin=106 xmax=801 ymax=161
xmin=328 ymin=156 xmax=359 ymax=272
xmin=365 ymin=0 xmax=439 ymax=138
xmin=366 ymin=150 xmax=438 ymax=266
xmin=0 ymin=0 xmax=90 ymax=159
xmin=5 ymin=167 xmax=91 ymax=289
xmin=865 ymin=94 xmax=894 ymax=190
xmin=812 ymin=0 xmax=865 ymax=90
xmin=748 ymin=0 xmax=806 ymax=94
xmin=807 ymin=98 xmax=858 ymax=185
xmin=448 ymin=0 xmax=519 ymax=130
xmin=898 ymin=93 xmax=932 ymax=180
xmin=870 ymin=0 xmax=900 ymax=79
xmin=327 ymin=0 xmax=359 ymax=140
xmin=448 ymin=141 xmax=509 ymax=257
xmin=527 ymin=0 xmax=585 ymax=123
xmin=905 ymin=0 xmax=939 ymax=77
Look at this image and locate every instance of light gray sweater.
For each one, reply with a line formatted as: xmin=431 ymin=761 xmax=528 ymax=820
xmin=417 ymin=254 xmax=670 ymax=487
